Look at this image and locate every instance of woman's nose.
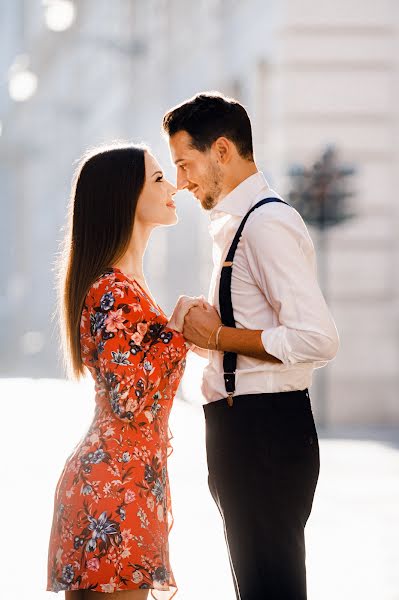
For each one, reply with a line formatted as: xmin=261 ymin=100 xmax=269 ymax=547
xmin=168 ymin=181 xmax=177 ymax=195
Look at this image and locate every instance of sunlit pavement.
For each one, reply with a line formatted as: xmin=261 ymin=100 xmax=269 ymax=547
xmin=1 ymin=357 xmax=399 ymax=600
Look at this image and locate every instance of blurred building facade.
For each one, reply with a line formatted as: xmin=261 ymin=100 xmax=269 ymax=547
xmin=1 ymin=0 xmax=398 ymax=425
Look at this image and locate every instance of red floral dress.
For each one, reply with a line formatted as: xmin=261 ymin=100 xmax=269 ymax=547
xmin=47 ymin=268 xmax=187 ymax=598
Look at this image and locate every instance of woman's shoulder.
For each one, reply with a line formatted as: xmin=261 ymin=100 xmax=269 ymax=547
xmin=84 ymin=268 xmax=142 ymax=310
xmin=81 ymin=268 xmax=147 ymax=341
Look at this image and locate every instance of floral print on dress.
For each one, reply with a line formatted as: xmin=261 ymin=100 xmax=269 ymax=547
xmin=47 ymin=268 xmax=187 ymax=598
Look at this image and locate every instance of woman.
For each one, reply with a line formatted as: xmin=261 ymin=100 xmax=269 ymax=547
xmin=47 ymin=143 xmax=189 ymax=599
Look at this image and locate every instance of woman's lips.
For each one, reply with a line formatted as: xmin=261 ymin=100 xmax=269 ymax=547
xmin=166 ymin=201 xmax=176 ymax=209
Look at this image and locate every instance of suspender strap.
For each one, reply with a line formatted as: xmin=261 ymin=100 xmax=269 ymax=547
xmin=218 ymin=197 xmax=289 ymax=402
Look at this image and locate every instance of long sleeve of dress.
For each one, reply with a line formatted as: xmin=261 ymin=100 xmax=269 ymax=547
xmin=82 ymin=273 xmax=185 ymax=422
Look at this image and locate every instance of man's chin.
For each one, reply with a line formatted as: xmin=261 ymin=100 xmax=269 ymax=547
xmin=200 ymin=195 xmax=217 ymax=211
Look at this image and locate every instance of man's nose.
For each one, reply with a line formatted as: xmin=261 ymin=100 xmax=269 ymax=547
xmin=176 ymin=170 xmax=188 ymax=190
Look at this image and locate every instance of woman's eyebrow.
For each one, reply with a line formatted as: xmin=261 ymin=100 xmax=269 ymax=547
xmin=152 ymin=170 xmax=163 ymax=177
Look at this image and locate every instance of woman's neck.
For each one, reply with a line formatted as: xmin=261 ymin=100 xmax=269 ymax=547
xmin=113 ymin=221 xmax=153 ymax=282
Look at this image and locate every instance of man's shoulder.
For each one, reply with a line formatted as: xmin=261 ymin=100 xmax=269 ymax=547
xmin=244 ymin=199 xmax=308 ymax=238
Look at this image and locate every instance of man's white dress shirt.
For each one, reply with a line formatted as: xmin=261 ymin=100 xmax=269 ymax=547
xmin=201 ymin=171 xmax=339 ymax=403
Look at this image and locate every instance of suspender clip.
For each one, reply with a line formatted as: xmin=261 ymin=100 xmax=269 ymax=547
xmin=227 ymin=393 xmax=234 ymax=407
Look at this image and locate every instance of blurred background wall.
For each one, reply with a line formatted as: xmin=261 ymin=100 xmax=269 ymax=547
xmin=1 ymin=0 xmax=398 ymax=426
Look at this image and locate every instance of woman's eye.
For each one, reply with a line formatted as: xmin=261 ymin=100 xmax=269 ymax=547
xmin=156 ymin=175 xmax=164 ymax=182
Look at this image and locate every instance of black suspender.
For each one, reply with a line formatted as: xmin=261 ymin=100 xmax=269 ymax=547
xmin=218 ymin=197 xmax=289 ymax=406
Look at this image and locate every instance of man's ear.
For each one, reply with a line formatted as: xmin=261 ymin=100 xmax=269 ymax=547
xmin=213 ymin=137 xmax=231 ymax=163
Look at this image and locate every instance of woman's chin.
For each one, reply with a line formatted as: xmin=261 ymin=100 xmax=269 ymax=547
xmin=162 ymin=212 xmax=178 ymax=227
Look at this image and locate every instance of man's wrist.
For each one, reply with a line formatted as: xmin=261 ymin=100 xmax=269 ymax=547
xmin=215 ymin=325 xmax=224 ymax=351
xmin=207 ymin=324 xmax=219 ymax=350
xmin=206 ymin=324 xmax=224 ymax=351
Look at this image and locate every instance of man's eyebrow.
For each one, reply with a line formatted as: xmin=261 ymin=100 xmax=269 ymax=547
xmin=174 ymin=159 xmax=184 ymax=166
xmin=152 ymin=170 xmax=163 ymax=177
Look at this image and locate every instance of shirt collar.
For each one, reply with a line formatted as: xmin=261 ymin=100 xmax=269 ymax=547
xmin=210 ymin=171 xmax=271 ymax=220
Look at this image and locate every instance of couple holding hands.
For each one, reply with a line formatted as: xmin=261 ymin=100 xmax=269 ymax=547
xmin=47 ymin=92 xmax=339 ymax=600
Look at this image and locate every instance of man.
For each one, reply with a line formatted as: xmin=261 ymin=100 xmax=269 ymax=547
xmin=163 ymin=92 xmax=339 ymax=600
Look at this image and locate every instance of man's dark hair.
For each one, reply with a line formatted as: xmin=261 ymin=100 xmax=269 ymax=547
xmin=162 ymin=92 xmax=254 ymax=161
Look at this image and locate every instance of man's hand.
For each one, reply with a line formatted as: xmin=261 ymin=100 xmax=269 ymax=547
xmin=183 ymin=303 xmax=222 ymax=349
xmin=167 ymin=295 xmax=207 ymax=332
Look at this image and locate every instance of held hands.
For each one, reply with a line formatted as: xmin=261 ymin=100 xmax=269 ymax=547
xmin=167 ymin=295 xmax=208 ymax=332
xmin=167 ymin=294 xmax=223 ymax=351
xmin=182 ymin=302 xmax=222 ymax=350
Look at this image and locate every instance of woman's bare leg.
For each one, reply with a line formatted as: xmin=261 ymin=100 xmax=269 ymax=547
xmin=65 ymin=588 xmax=149 ymax=600
xmin=84 ymin=590 xmax=149 ymax=600
xmin=65 ymin=592 xmax=85 ymax=600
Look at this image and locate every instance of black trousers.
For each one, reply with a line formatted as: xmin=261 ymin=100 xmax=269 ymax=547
xmin=203 ymin=389 xmax=320 ymax=600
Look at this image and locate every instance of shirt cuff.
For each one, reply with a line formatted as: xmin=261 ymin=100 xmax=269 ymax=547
xmin=261 ymin=326 xmax=294 ymax=366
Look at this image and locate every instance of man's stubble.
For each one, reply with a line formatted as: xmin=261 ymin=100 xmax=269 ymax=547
xmin=200 ymin=160 xmax=224 ymax=211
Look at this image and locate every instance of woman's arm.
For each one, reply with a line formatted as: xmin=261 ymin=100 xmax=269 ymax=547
xmin=86 ymin=275 xmax=182 ymax=421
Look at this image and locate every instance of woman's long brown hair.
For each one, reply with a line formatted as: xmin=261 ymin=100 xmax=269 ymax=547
xmin=56 ymin=143 xmax=146 ymax=379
